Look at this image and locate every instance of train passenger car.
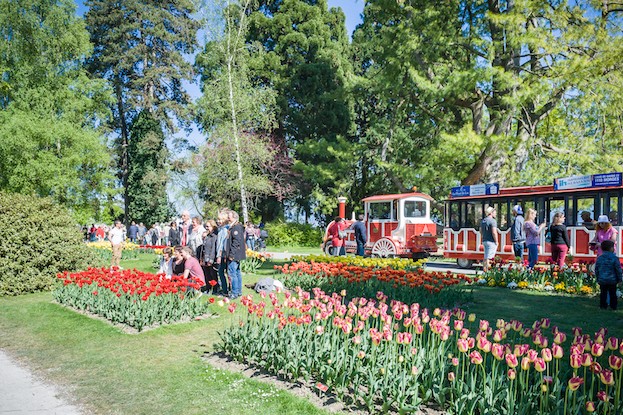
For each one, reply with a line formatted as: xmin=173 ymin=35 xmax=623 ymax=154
xmin=444 ymin=173 xmax=623 ymax=268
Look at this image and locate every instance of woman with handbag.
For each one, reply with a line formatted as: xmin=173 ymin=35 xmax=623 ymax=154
xmin=523 ymin=208 xmax=546 ymax=269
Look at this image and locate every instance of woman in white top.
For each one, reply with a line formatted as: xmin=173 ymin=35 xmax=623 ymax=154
xmin=188 ymin=216 xmax=206 ymax=256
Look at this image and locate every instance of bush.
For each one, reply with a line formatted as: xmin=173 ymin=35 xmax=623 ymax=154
xmin=265 ymin=221 xmax=323 ymax=247
xmin=0 ymin=192 xmax=103 ymax=295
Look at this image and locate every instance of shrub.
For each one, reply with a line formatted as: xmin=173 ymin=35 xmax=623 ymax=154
xmin=0 ymin=192 xmax=103 ymax=295
xmin=265 ymin=221 xmax=323 ymax=247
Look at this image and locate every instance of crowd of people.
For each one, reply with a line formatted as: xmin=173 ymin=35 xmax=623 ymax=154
xmin=94 ymin=209 xmax=269 ymax=300
xmin=484 ymin=205 xmax=622 ymax=310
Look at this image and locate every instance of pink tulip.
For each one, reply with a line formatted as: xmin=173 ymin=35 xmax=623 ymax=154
xmin=479 ymin=319 xmax=489 ymax=331
xmin=459 ymin=328 xmax=470 ymax=339
xmin=454 ymin=319 xmax=464 ymax=331
xmin=568 ymin=376 xmax=584 ymax=391
xmin=451 ymin=357 xmax=459 ymax=366
xmin=585 ymin=401 xmax=595 ymax=412
xmin=552 ymin=344 xmax=564 ymax=359
xmin=600 ymin=369 xmax=614 ymax=385
xmin=534 ymin=358 xmax=546 ymax=372
xmin=606 ymin=337 xmax=618 ymax=351
xmin=541 ymin=348 xmax=552 ymax=362
xmin=357 ymin=350 xmax=366 ymax=359
xmin=507 ymin=369 xmax=516 ymax=380
xmin=468 ymin=337 xmax=476 ymax=349
xmin=315 ymin=325 xmax=325 ymax=335
xmin=591 ymin=343 xmax=604 ymax=357
xmin=493 ymin=329 xmax=504 ymax=342
xmin=506 ymin=353 xmax=518 ymax=368
xmin=478 ymin=337 xmax=492 ymax=353
xmin=491 ymin=343 xmax=505 ymax=361
xmin=581 ymin=353 xmax=593 ymax=367
xmin=609 ymin=355 xmax=622 ymax=370
xmin=597 ymin=390 xmax=609 ymax=402
xmin=447 ymin=371 xmax=456 ymax=382
xmin=572 ymin=327 xmax=582 ymax=336
xmin=590 ymin=362 xmax=602 ymax=375
xmin=457 ymin=338 xmax=469 ymax=353
xmin=527 ymin=349 xmax=539 ymax=362
xmin=595 ymin=333 xmax=605 ymax=345
xmin=570 ymin=354 xmax=582 ymax=369
xmin=470 ymin=350 xmax=483 ymax=365
xmin=521 ymin=356 xmax=531 ymax=371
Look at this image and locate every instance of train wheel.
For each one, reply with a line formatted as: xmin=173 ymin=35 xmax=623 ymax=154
xmin=323 ymin=242 xmax=333 ymax=256
xmin=457 ymin=258 xmax=474 ymax=269
xmin=371 ymin=238 xmax=397 ymax=258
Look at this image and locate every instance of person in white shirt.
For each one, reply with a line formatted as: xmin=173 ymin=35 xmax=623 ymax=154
xmin=108 ymin=220 xmax=125 ymax=269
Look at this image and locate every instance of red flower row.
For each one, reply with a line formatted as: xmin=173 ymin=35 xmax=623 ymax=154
xmin=57 ymin=267 xmax=200 ymax=301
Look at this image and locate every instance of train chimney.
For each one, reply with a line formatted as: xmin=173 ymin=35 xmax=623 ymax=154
xmin=337 ymin=196 xmax=347 ymax=219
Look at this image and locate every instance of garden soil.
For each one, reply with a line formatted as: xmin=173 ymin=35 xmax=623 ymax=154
xmin=204 ymin=352 xmax=445 ymax=415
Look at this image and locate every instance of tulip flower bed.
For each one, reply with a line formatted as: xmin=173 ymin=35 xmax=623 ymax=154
xmin=53 ymin=268 xmax=212 ymax=332
xmin=218 ymin=287 xmax=623 ymax=414
xmin=240 ymin=249 xmax=272 ymax=273
xmin=275 ymin=261 xmax=475 ymax=308
xmin=87 ymin=241 xmax=140 ymax=259
xmin=290 ymin=254 xmax=425 ymax=270
xmin=483 ymin=262 xmax=598 ymax=296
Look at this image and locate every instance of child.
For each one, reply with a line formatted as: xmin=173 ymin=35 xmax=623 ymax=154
xmin=594 ymin=239 xmax=622 ymax=310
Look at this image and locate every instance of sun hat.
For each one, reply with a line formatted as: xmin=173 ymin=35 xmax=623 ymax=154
xmin=597 ymin=215 xmax=610 ymax=223
xmin=485 ymin=206 xmax=495 ymax=215
xmin=513 ymin=205 xmax=523 ymax=215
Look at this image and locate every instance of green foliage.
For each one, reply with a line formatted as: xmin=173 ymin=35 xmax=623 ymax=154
xmin=127 ymin=111 xmax=172 ymax=225
xmin=0 ymin=0 xmax=113 ymax=213
xmin=264 ymin=221 xmax=323 ymax=248
xmin=0 ymin=192 xmax=103 ymax=296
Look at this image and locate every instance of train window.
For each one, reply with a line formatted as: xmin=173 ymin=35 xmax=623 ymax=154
xmin=575 ymin=196 xmax=596 ymax=229
xmin=497 ymin=200 xmax=509 ymax=231
xmin=404 ymin=201 xmax=426 ymax=218
xmin=548 ymin=198 xmax=565 ymax=225
xmin=466 ymin=202 xmax=481 ymax=230
xmin=606 ymin=193 xmax=619 ymax=226
xmin=449 ymin=202 xmax=460 ymax=230
xmin=369 ymin=202 xmax=392 ymax=220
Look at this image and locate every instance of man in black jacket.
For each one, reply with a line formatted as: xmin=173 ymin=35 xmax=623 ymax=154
xmin=227 ymin=209 xmax=246 ymax=299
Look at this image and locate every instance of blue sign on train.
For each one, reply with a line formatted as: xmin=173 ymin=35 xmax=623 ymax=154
xmin=451 ymin=183 xmax=499 ymax=198
xmin=554 ymin=172 xmax=622 ymax=190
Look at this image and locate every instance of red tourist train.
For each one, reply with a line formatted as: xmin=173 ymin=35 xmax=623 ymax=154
xmin=325 ymin=172 xmax=623 ymax=267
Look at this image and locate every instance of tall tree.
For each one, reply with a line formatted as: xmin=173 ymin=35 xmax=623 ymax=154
xmin=127 ymin=111 xmax=172 ymax=225
xmin=0 ymin=0 xmax=111 ymax=213
xmin=246 ymin=0 xmax=355 ymax=220
xmin=85 ymin=0 xmax=200 ymax=222
xmin=353 ymin=0 xmax=623 ymax=197
xmin=195 ymin=0 xmax=280 ymax=222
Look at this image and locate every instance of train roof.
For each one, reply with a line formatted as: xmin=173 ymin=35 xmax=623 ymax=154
xmin=362 ymin=192 xmax=434 ymax=202
xmin=447 ymin=184 xmax=623 ymax=200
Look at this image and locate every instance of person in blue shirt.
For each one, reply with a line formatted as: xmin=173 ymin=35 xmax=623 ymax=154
xmin=595 ymin=239 xmax=622 ymax=310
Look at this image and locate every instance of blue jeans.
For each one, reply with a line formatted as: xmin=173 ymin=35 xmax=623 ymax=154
xmin=228 ymin=261 xmax=242 ymax=297
xmin=218 ymin=261 xmax=229 ymax=295
xmin=513 ymin=242 xmax=524 ymax=260
xmin=356 ymin=242 xmax=365 ymax=257
xmin=527 ymin=244 xmax=539 ymax=268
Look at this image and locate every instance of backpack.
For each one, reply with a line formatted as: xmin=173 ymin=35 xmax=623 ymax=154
xmin=260 ymin=229 xmax=268 ymax=239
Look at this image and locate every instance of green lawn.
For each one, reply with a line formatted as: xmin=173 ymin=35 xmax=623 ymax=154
xmin=266 ymin=245 xmax=323 ymax=255
xmin=0 ymin=252 xmax=622 ymax=414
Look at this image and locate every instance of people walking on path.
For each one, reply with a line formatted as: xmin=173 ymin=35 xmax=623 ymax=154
xmin=108 ymin=220 xmax=125 ymax=269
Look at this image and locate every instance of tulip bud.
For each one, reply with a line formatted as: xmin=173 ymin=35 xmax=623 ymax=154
xmin=470 ymin=350 xmax=483 ymax=365
xmin=534 ymin=358 xmax=546 ymax=373
xmin=591 ymin=343 xmax=604 ymax=357
xmin=597 ymin=390 xmax=609 ymax=402
xmin=468 ymin=313 xmax=476 ymax=322
xmin=606 ymin=337 xmax=619 ymax=351
xmin=507 ymin=369 xmax=516 ymax=380
xmin=357 ymin=350 xmax=366 ymax=359
xmin=541 ymin=383 xmax=548 ymax=393
xmin=609 ymin=355 xmax=622 ymax=370
xmin=541 ymin=348 xmax=552 ymax=362
xmin=457 ymin=338 xmax=469 ymax=353
xmin=491 ymin=343 xmax=505 ymax=361
xmin=521 ymin=356 xmax=530 ymax=371
xmin=600 ymin=369 xmax=614 ymax=385
xmin=552 ymin=344 xmax=564 ymax=359
xmin=411 ymin=366 xmax=418 ymax=375
xmin=398 ymin=355 xmax=404 ymax=363
xmin=568 ymin=376 xmax=584 ymax=391
xmin=448 ymin=371 xmax=456 ymax=382
xmin=452 ymin=357 xmax=459 ymax=366
xmin=581 ymin=353 xmax=593 ymax=367
xmin=506 ymin=353 xmax=518 ymax=368
xmin=585 ymin=401 xmax=595 ymax=412
xmin=454 ymin=319 xmax=464 ymax=331
xmin=570 ymin=353 xmax=582 ymax=369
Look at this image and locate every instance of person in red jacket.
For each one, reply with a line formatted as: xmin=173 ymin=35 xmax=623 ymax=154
xmin=327 ymin=217 xmax=347 ymax=256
